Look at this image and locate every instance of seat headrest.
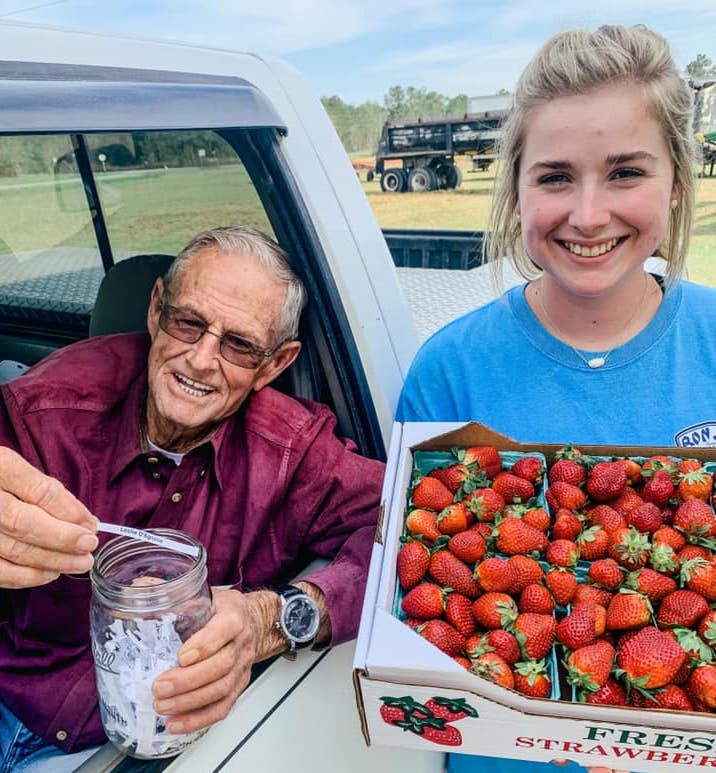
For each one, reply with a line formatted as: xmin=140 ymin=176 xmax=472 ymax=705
xmin=89 ymin=254 xmax=174 ymax=337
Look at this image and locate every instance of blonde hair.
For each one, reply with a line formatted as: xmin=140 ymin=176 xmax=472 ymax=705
xmin=485 ymin=24 xmax=696 ymax=288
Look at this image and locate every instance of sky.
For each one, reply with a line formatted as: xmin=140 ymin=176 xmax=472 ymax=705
xmin=0 ymin=0 xmax=714 ymax=105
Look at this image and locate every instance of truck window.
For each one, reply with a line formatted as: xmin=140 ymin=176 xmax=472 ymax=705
xmin=0 ymin=129 xmax=273 ymax=352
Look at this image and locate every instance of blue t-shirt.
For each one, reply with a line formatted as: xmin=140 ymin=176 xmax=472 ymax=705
xmin=399 ymin=279 xmax=716 ymax=449
xmin=398 ymin=278 xmax=716 ymax=773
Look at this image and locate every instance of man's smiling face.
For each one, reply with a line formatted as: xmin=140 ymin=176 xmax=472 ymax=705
xmin=144 ymin=246 xmax=299 ymax=452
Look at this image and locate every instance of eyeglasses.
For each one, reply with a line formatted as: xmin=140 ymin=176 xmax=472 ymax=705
xmin=158 ymin=302 xmax=286 ymax=369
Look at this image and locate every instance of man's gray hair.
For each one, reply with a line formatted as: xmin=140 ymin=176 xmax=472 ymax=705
xmin=165 ymin=226 xmax=307 ymax=343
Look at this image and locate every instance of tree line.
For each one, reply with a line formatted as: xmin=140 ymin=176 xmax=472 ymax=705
xmin=324 ymin=54 xmax=716 ymax=156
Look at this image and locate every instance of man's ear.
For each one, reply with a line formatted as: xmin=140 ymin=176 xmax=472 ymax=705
xmin=146 ymin=279 xmax=164 ymax=338
xmin=252 ymin=341 xmax=302 ymax=392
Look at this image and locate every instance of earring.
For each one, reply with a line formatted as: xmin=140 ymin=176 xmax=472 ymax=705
xmin=516 ymin=212 xmax=521 ymax=222
xmin=670 ymin=199 xmax=678 ymax=210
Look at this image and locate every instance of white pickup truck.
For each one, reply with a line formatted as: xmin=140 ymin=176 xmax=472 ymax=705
xmin=0 ymin=20 xmax=455 ymax=773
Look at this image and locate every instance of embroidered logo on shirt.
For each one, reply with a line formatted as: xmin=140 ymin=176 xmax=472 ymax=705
xmin=675 ymin=422 xmax=716 ymax=448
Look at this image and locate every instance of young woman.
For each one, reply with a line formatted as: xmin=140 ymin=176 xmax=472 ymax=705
xmin=398 ymin=23 xmax=713 ymax=773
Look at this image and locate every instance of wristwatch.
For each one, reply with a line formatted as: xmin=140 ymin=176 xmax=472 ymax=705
xmin=275 ymin=584 xmax=321 ymax=659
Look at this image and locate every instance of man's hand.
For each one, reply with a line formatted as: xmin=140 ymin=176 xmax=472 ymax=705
xmin=152 ymin=588 xmax=259 ymax=735
xmin=0 ymin=448 xmax=97 ymax=588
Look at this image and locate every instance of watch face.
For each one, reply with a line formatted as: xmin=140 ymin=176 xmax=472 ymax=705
xmin=282 ymin=595 xmax=320 ymax=643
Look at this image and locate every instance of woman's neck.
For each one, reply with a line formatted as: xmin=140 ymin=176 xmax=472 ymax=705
xmin=527 ymin=273 xmax=662 ymax=352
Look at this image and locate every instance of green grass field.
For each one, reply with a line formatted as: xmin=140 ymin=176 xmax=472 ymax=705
xmin=363 ymin=164 xmax=716 ymax=286
xmin=2 ymin=160 xmax=714 ymax=285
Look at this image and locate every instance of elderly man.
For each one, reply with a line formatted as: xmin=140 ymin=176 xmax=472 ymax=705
xmin=0 ymin=226 xmax=384 ymax=770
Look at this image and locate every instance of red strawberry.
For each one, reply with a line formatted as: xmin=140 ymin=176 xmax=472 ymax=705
xmin=678 ymin=466 xmax=713 ymax=502
xmin=610 ymin=488 xmax=645 ymax=519
xmin=513 ymin=659 xmax=552 ymax=698
xmin=623 ymin=567 xmax=676 ymax=602
xmin=586 ymin=461 xmax=628 ymax=502
xmin=587 ymin=504 xmax=626 ymax=534
xmin=518 ymin=583 xmax=555 ymax=615
xmin=471 ymin=592 xmax=518 ymax=630
xmin=508 ymin=554 xmax=544 ymax=593
xmin=657 ymin=589 xmax=710 ymax=628
xmin=587 ymin=558 xmax=624 ymax=590
xmin=448 ymin=530 xmax=486 ymax=563
xmin=513 ymin=612 xmax=557 ymax=660
xmin=648 ymin=543 xmax=680 ymax=576
xmin=423 ymin=696 xmax=478 ymax=722
xmin=546 ymin=481 xmax=586 ymax=512
xmin=428 ymin=463 xmax=472 ymax=494
xmin=565 ymin=640 xmax=615 ymax=693
xmin=429 ymin=549 xmax=481 ymax=598
xmin=673 ymin=499 xmax=716 ymax=543
xmin=678 ymin=544 xmax=712 ymax=562
xmin=577 ymin=525 xmax=610 ymax=561
xmin=552 ymin=509 xmax=583 ymax=541
xmin=651 ymin=684 xmax=694 ymax=712
xmin=467 ymin=629 xmax=521 ymax=666
xmin=687 ymin=663 xmax=716 ymax=708
xmin=491 ymin=471 xmax=535 ymax=504
xmin=642 ymin=455 xmax=679 ymax=478
xmin=470 ymin=651 xmax=515 ymax=689
xmin=511 ymin=456 xmax=545 ymax=486
xmin=642 ymin=469 xmax=676 ymax=508
xmin=680 ymin=556 xmax=716 ymax=601
xmin=572 ymin=584 xmax=613 ymax=609
xmin=626 ymin=502 xmax=663 ymax=534
xmin=616 ymin=626 xmax=687 ymax=690
xmin=556 ymin=602 xmax=607 ymax=650
xmin=698 ymin=609 xmax=716 ymax=648
xmin=494 ymin=518 xmax=548 ymax=555
xmin=445 ymin=591 xmax=477 ymax=637
xmin=545 ymin=539 xmax=579 ymax=568
xmin=545 ymin=567 xmax=578 ymax=606
xmin=379 ymin=697 xmax=417 ymax=726
xmin=582 ymin=677 xmax=628 ymax=706
xmin=608 ymin=526 xmax=651 ymax=570
xmin=474 ymin=556 xmax=517 ymax=593
xmin=412 ymin=476 xmax=454 ymax=511
xmin=405 ymin=508 xmax=442 ymax=543
xmin=653 ymin=525 xmax=687 ymax=552
xmin=456 ymin=445 xmax=502 ymax=478
xmin=436 ymin=502 xmax=469 ymax=535
xmin=416 ymin=619 xmax=466 ymax=657
xmin=402 ymin=581 xmax=448 ymax=619
xmin=464 ymin=487 xmax=505 ymax=523
xmin=522 ymin=506 xmax=551 ymax=533
xmin=397 ymin=537 xmax=431 ymax=589
xmin=617 ymin=458 xmax=643 ymax=486
xmin=606 ymin=590 xmax=652 ymax=631
xmin=548 ymin=458 xmax=586 ymax=486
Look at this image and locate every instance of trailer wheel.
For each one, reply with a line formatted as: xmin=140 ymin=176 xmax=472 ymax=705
xmin=407 ymin=167 xmax=435 ymax=192
xmin=380 ymin=168 xmax=406 ymax=192
xmin=444 ymin=162 xmax=462 ymax=189
xmin=366 ymin=170 xmax=374 ymax=182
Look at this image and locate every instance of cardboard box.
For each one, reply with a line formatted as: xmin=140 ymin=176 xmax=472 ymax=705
xmin=353 ymin=422 xmax=716 ymax=773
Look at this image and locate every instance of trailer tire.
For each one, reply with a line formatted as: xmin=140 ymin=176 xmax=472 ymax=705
xmin=407 ymin=167 xmax=435 ymax=192
xmin=444 ymin=162 xmax=462 ymax=189
xmin=366 ymin=170 xmax=374 ymax=182
xmin=380 ymin=169 xmax=406 ymax=192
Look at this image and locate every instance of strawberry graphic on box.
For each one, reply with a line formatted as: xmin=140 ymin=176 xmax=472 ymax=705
xmin=378 ymin=695 xmax=478 ymax=746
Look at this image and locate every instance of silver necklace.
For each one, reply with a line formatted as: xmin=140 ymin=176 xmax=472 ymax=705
xmin=536 ymin=276 xmax=649 ymax=369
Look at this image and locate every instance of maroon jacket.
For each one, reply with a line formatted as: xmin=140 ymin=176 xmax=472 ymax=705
xmin=0 ymin=333 xmax=384 ymax=751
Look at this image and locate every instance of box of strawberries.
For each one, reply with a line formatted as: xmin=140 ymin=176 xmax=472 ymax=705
xmin=353 ymin=422 xmax=716 ymax=773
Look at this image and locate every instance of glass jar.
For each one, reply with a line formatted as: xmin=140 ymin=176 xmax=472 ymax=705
xmin=89 ymin=529 xmax=212 ymax=759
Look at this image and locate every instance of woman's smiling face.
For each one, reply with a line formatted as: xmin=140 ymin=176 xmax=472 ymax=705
xmin=517 ymin=80 xmax=677 ymax=299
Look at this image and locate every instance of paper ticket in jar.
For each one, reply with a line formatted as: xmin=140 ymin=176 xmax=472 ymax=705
xmin=96 ymin=523 xmax=200 ymax=558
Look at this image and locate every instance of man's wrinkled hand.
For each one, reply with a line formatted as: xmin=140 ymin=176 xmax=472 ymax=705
xmin=152 ymin=588 xmax=256 ymax=735
xmin=0 ymin=448 xmax=97 ymax=588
